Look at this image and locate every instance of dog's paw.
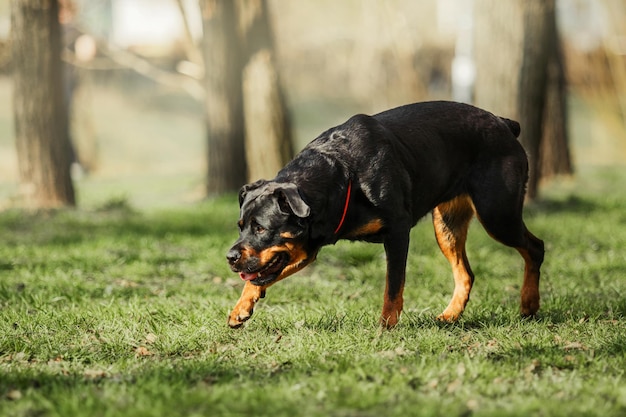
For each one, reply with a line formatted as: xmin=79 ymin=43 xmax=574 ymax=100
xmin=436 ymin=312 xmax=460 ymax=323
xmin=228 ymin=308 xmax=253 ymax=328
xmin=379 ymin=314 xmax=400 ymax=329
xmin=520 ymin=297 xmax=540 ymax=318
xmin=228 ymin=281 xmax=265 ymax=328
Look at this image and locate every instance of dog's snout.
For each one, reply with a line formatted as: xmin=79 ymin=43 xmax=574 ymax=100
xmin=226 ymin=248 xmax=241 ymax=265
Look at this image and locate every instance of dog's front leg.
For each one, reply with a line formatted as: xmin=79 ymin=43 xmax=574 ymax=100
xmin=380 ymin=229 xmax=410 ymax=328
xmin=228 ymin=282 xmax=266 ymax=328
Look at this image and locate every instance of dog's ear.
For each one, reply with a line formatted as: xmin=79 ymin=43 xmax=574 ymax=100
xmin=275 ymin=183 xmax=310 ymax=218
xmin=238 ymin=179 xmax=267 ymax=207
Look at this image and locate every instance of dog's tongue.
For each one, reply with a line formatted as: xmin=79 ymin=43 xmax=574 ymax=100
xmin=239 ymin=272 xmax=259 ymax=281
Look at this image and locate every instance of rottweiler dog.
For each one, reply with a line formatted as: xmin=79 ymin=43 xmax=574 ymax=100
xmin=226 ymin=101 xmax=544 ymax=328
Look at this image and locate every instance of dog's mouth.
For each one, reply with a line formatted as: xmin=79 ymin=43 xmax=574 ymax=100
xmin=239 ymin=252 xmax=289 ymax=286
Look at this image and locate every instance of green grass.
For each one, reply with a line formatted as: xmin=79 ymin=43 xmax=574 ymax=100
xmin=1 ymin=169 xmax=626 ymax=417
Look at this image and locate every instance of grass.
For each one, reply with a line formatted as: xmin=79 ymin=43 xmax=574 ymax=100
xmin=1 ymin=168 xmax=626 ymax=417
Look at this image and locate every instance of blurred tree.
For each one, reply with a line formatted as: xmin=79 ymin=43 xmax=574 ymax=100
xmin=11 ymin=0 xmax=76 ymax=208
xmin=200 ymin=0 xmax=247 ymax=195
xmin=474 ymin=0 xmax=572 ymax=200
xmin=199 ymin=0 xmax=292 ymax=194
xmin=239 ymin=0 xmax=293 ymax=181
xmin=539 ymin=18 xmax=572 ymax=181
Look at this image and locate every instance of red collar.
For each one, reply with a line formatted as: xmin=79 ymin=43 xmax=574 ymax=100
xmin=333 ymin=180 xmax=352 ymax=234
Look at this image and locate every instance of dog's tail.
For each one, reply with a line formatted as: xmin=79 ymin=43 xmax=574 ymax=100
xmin=501 ymin=117 xmax=521 ymax=138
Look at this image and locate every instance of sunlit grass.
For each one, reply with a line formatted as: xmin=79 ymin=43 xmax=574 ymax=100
xmin=1 ymin=170 xmax=626 ymax=416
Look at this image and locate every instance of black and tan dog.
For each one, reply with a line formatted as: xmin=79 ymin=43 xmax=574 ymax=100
xmin=226 ymin=101 xmax=544 ymax=328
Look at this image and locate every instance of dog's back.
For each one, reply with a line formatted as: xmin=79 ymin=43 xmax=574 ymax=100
xmin=227 ymin=100 xmax=544 ymax=328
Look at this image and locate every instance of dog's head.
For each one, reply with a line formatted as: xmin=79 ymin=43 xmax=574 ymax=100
xmin=226 ymin=180 xmax=315 ymax=286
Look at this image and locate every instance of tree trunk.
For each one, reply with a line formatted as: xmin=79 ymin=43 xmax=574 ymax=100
xmin=11 ymin=0 xmax=76 ymax=208
xmin=200 ymin=0 xmax=247 ymax=195
xmin=517 ymin=0 xmax=554 ymax=200
xmin=474 ymin=0 xmax=570 ymax=200
xmin=540 ymin=37 xmax=573 ymax=180
xmin=238 ymin=0 xmax=293 ymax=181
xmin=473 ymin=0 xmax=523 ymax=119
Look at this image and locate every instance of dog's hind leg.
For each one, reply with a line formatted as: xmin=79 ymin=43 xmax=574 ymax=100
xmin=516 ymin=228 xmax=544 ymax=316
xmin=433 ymin=195 xmax=476 ymax=322
xmin=469 ymin=160 xmax=545 ymax=317
xmin=475 ymin=213 xmax=544 ymax=317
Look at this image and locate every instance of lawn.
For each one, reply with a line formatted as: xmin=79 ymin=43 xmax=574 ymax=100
xmin=1 ymin=167 xmax=626 ymax=417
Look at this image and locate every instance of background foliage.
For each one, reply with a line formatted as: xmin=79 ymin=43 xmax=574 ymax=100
xmin=1 ymin=2 xmax=626 ymax=416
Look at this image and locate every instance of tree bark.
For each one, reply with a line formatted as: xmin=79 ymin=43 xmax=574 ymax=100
xmin=11 ymin=0 xmax=76 ymax=208
xmin=200 ymin=0 xmax=247 ymax=195
xmin=473 ymin=0 xmax=523 ymax=119
xmin=238 ymin=0 xmax=293 ymax=181
xmin=540 ymin=33 xmax=573 ymax=180
xmin=474 ymin=0 xmax=570 ymax=200
xmin=517 ymin=1 xmax=554 ymax=200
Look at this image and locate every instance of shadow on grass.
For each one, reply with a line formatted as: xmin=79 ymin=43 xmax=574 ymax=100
xmin=527 ymin=194 xmax=602 ymax=215
xmin=401 ymin=291 xmax=626 ymax=330
xmin=0 ymin=195 xmax=240 ymax=247
xmin=0 ymin=359 xmax=241 ymax=399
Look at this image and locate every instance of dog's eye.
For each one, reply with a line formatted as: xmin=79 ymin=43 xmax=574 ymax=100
xmin=254 ymin=225 xmax=266 ymax=234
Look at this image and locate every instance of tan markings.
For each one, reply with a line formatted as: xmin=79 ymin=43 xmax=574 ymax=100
xmin=345 ymin=219 xmax=384 ymax=239
xmin=279 ymin=231 xmax=296 ymax=239
xmin=278 ymin=241 xmax=315 ymax=280
xmin=380 ymin=283 xmax=403 ymax=329
xmin=256 ymin=242 xmax=313 ymax=276
xmin=474 ymin=208 xmax=543 ymax=318
xmin=517 ymin=246 xmax=540 ymax=317
xmin=439 ymin=194 xmax=476 ymax=218
xmin=239 ymin=246 xmax=258 ymax=262
xmin=228 ymin=281 xmax=265 ymax=328
xmin=228 ymin=241 xmax=316 ymax=328
xmin=432 ymin=195 xmax=476 ymax=322
xmin=257 ymin=246 xmax=283 ymax=265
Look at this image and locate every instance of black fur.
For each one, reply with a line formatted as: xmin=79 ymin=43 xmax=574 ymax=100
xmin=227 ymin=101 xmax=544 ymax=327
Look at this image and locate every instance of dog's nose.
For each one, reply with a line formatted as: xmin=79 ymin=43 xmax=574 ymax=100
xmin=226 ymin=249 xmax=241 ymax=265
